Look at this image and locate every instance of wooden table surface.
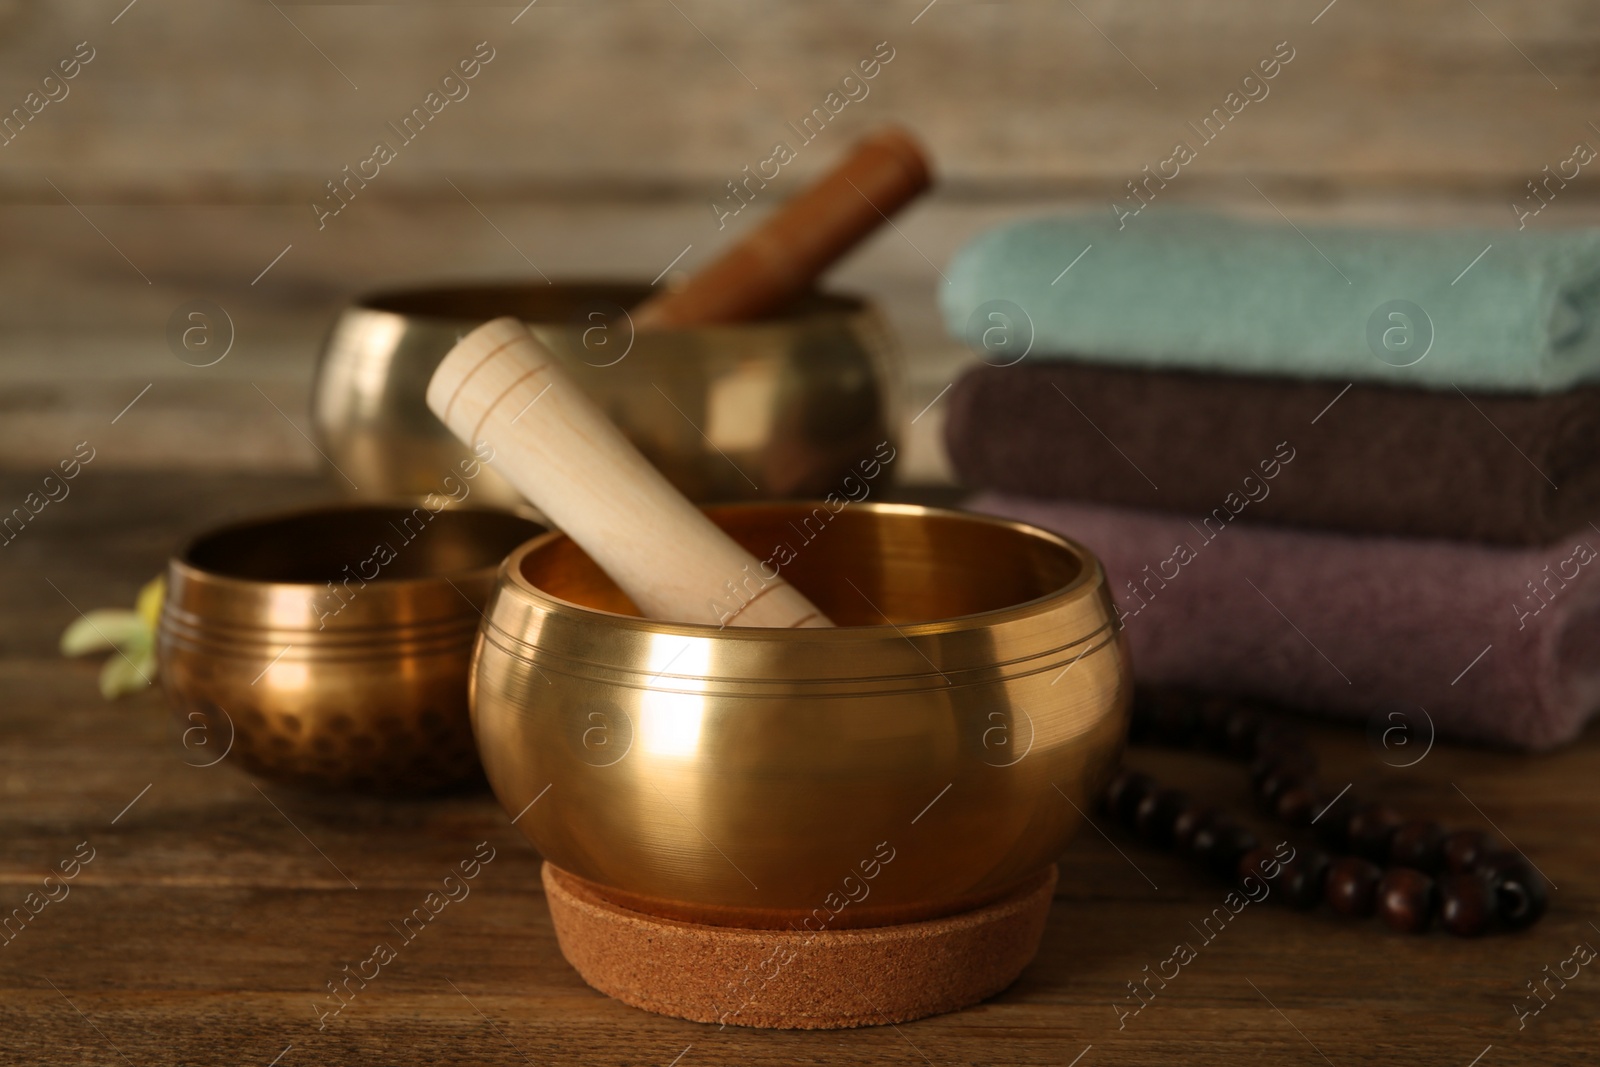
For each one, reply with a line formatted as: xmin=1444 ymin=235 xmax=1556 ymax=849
xmin=3 ymin=470 xmax=1597 ymax=1066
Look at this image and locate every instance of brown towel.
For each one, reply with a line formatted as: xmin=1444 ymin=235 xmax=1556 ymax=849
xmin=973 ymin=492 xmax=1600 ymax=751
xmin=946 ymin=361 xmax=1600 ymax=545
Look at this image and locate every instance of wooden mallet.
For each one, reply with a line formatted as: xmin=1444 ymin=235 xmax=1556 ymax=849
xmin=630 ymin=126 xmax=932 ymax=330
xmin=426 ymin=316 xmax=832 ymax=629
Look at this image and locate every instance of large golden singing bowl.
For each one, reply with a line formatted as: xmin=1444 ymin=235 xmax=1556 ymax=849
xmin=157 ymin=504 xmax=544 ymax=792
xmin=474 ymin=502 xmax=1130 ymax=928
xmin=312 ymin=282 xmax=899 ymax=508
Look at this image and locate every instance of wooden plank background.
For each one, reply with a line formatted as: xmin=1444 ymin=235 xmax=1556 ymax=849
xmin=3 ymin=0 xmax=1600 ymax=483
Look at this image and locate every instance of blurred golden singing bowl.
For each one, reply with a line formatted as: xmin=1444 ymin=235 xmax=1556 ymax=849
xmin=312 ymin=282 xmax=900 ymax=508
xmin=474 ymin=501 xmax=1130 ymax=928
xmin=157 ymin=504 xmax=545 ymax=792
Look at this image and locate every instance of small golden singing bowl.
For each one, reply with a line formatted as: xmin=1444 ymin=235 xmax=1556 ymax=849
xmin=474 ymin=502 xmax=1130 ymax=927
xmin=157 ymin=504 xmax=545 ymax=792
xmin=311 ymin=282 xmax=900 ymax=508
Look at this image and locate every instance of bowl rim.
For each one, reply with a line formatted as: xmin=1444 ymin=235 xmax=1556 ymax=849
xmin=499 ymin=500 xmax=1106 ymax=640
xmin=343 ymin=279 xmax=876 ymax=335
xmin=169 ymin=501 xmax=546 ymax=593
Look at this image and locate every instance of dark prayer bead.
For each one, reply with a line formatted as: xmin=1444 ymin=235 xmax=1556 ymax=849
xmin=1438 ymin=873 xmax=1494 ymax=937
xmin=1173 ymin=804 xmax=1218 ymax=852
xmin=1278 ymin=849 xmax=1330 ymax=910
xmin=1134 ymin=788 xmax=1191 ymax=847
xmin=1184 ymin=819 xmax=1223 ymax=862
xmin=1480 ymin=854 xmax=1550 ymax=931
xmin=1347 ymin=803 xmax=1403 ymax=863
xmin=1389 ymin=820 xmax=1447 ymax=873
xmin=1275 ymin=784 xmax=1323 ymax=827
xmin=1325 ymin=857 xmax=1382 ymax=918
xmin=1192 ymin=820 xmax=1258 ymax=879
xmin=1104 ymin=769 xmax=1157 ymax=824
xmin=1238 ymin=845 xmax=1281 ymax=883
xmin=1442 ymin=829 xmax=1492 ymax=874
xmin=1214 ymin=824 xmax=1261 ymax=880
xmin=1377 ymin=867 xmax=1437 ymax=933
xmin=1255 ymin=770 xmax=1306 ymax=813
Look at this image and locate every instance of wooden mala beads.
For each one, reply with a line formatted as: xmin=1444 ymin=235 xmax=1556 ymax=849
xmin=1102 ymin=689 xmax=1549 ymax=937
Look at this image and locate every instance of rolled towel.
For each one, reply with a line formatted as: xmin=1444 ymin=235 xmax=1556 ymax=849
xmin=947 ymin=361 xmax=1600 ymax=545
xmin=940 ymin=212 xmax=1600 ymax=394
xmin=972 ymin=493 xmax=1600 ymax=750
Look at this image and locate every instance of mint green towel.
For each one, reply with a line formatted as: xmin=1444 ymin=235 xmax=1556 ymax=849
xmin=940 ymin=212 xmax=1600 ymax=393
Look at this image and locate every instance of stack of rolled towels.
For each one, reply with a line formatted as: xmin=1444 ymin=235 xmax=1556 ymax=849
xmin=940 ymin=211 xmax=1600 ymax=750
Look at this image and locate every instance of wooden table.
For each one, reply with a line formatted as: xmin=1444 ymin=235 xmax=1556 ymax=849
xmin=3 ymin=470 xmax=1596 ymax=1066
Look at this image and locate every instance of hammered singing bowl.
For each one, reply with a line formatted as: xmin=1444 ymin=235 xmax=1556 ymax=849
xmin=312 ymin=282 xmax=899 ymax=508
xmin=158 ymin=504 xmax=545 ymax=792
xmin=474 ymin=502 xmax=1131 ymax=928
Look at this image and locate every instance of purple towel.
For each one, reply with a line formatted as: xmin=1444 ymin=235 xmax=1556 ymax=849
xmin=972 ymin=493 xmax=1600 ymax=750
xmin=944 ymin=361 xmax=1600 ymax=546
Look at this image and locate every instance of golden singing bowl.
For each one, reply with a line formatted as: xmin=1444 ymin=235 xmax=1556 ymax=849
xmin=157 ymin=504 xmax=545 ymax=792
xmin=474 ymin=502 xmax=1130 ymax=928
xmin=312 ymin=282 xmax=900 ymax=508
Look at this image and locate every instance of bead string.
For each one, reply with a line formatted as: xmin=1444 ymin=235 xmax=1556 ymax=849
xmin=1099 ymin=689 xmax=1549 ymax=936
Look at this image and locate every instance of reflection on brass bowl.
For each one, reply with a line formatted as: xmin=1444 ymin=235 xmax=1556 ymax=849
xmin=473 ymin=501 xmax=1130 ymax=928
xmin=311 ymin=282 xmax=900 ymax=509
xmin=157 ymin=504 xmax=545 ymax=792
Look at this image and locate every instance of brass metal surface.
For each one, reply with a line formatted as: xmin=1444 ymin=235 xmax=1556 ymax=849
xmin=157 ymin=504 xmax=545 ymax=792
xmin=311 ymin=282 xmax=900 ymax=508
xmin=473 ymin=502 xmax=1130 ymax=927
